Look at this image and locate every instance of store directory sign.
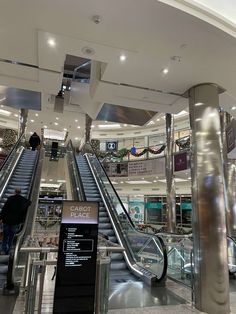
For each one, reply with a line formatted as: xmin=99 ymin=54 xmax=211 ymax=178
xmin=53 ymin=201 xmax=98 ymax=314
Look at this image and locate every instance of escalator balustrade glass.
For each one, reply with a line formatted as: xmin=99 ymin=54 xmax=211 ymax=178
xmin=76 ymin=152 xmax=167 ymax=283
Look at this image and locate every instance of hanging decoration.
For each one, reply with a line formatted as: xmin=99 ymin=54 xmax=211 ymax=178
xmin=95 ymin=144 xmax=166 ymax=159
xmin=175 ymin=136 xmax=190 ymax=150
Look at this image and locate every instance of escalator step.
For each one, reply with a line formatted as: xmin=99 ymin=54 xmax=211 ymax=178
xmin=99 ymin=229 xmax=115 ymax=236
xmin=0 ymin=265 xmax=8 ymax=274
xmin=111 ymin=253 xmax=124 ymax=261
xmin=98 ymin=223 xmax=112 ymax=229
xmin=110 ymin=261 xmax=127 ymax=270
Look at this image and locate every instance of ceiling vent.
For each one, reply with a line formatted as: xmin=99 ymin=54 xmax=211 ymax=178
xmin=133 ymin=188 xmax=140 ymax=191
xmin=117 ymin=133 xmax=124 ymax=135
xmin=134 ymin=131 xmax=141 ymax=134
xmin=151 ymin=129 xmax=159 ymax=132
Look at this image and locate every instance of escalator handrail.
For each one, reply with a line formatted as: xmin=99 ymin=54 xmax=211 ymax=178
xmin=0 ymin=133 xmax=25 ymax=171
xmin=84 ymin=152 xmax=167 ymax=282
xmin=67 ymin=140 xmax=86 ymax=201
xmin=6 ymin=148 xmax=41 ymax=289
xmin=84 ymin=142 xmax=135 ymax=228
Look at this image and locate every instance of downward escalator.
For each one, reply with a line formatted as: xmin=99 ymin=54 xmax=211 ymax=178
xmin=75 ymin=150 xmax=167 ymax=285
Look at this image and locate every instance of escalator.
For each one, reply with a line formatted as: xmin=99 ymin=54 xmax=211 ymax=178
xmin=0 ymin=142 xmax=40 ymax=291
xmin=75 ymin=150 xmax=167 ymax=285
xmin=76 ymin=155 xmax=129 ymax=279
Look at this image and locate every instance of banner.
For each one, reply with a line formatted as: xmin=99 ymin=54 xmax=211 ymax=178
xmin=174 ymin=151 xmax=189 ymax=172
xmin=128 ymin=157 xmax=165 ymax=177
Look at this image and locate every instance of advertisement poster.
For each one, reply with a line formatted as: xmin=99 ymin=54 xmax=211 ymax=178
xmin=129 ymin=196 xmax=144 ymax=224
xmin=174 ymin=151 xmax=189 ymax=172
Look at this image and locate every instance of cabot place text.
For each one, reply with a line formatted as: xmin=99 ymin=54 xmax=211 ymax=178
xmin=70 ymin=205 xmax=92 ymax=218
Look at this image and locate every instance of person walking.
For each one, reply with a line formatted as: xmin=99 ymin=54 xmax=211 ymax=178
xmin=29 ymin=132 xmax=41 ymax=151
xmin=0 ymin=188 xmax=31 ymax=255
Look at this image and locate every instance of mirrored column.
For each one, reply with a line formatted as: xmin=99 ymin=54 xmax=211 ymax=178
xmin=165 ymin=113 xmax=176 ymax=233
xmin=189 ymin=84 xmax=229 ymax=314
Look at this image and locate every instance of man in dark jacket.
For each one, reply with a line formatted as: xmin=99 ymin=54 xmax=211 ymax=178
xmin=29 ymin=132 xmax=41 ymax=151
xmin=0 ymin=188 xmax=31 ymax=254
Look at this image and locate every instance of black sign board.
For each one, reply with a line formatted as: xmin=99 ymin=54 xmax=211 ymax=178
xmin=53 ymin=201 xmax=99 ymax=314
xmin=106 ymin=141 xmax=117 ymax=152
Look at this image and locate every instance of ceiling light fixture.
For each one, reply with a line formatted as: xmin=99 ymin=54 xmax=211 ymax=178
xmin=75 ymin=137 xmax=78 ymax=140
xmin=30 ymin=119 xmax=34 ymax=122
xmin=0 ymin=109 xmax=11 ymax=116
xmin=119 ymin=54 xmax=127 ymax=62
xmin=64 ymin=128 xmax=67 ymax=131
xmin=56 ymin=117 xmax=59 ymax=120
xmin=0 ymin=97 xmax=6 ymax=102
xmin=77 ymin=126 xmax=81 ymax=129
xmin=14 ymin=114 xmax=18 ymax=117
xmin=75 ymin=119 xmax=78 ymax=122
xmin=47 ymin=38 xmax=56 ymax=47
xmin=44 ymin=125 xmax=47 ymax=128
xmin=54 ymin=122 xmax=58 ymax=125
xmin=35 ymin=113 xmax=38 ymax=117
xmin=91 ymin=125 xmax=95 ymax=128
xmin=162 ymin=68 xmax=169 ymax=74
xmin=232 ymin=106 xmax=236 ymax=110
xmin=98 ymin=124 xmax=121 ymax=129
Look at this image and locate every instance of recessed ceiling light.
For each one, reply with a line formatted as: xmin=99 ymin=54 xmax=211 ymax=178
xmin=232 ymin=106 xmax=236 ymax=110
xmin=98 ymin=124 xmax=121 ymax=129
xmin=188 ymin=177 xmax=191 ymax=180
xmin=44 ymin=125 xmax=47 ymax=128
xmin=120 ymin=181 xmax=124 ymax=184
xmin=35 ymin=113 xmax=38 ymax=117
xmin=123 ymin=124 xmax=127 ymax=127
xmin=0 ymin=109 xmax=11 ymax=116
xmin=77 ymin=126 xmax=81 ymax=129
xmin=56 ymin=117 xmax=59 ymax=120
xmin=119 ymin=54 xmax=127 ymax=62
xmin=153 ymin=180 xmax=157 ymax=183
xmin=54 ymin=122 xmax=58 ymax=125
xmin=47 ymin=38 xmax=56 ymax=47
xmin=49 ymin=179 xmax=53 ymax=182
xmin=91 ymin=125 xmax=95 ymax=128
xmin=126 ymin=180 xmax=152 ymax=184
xmin=0 ymin=97 xmax=6 ymax=102
xmin=30 ymin=119 xmax=34 ymax=122
xmin=0 ymin=105 xmax=4 ymax=108
xmin=156 ymin=118 xmax=160 ymax=121
xmin=64 ymin=128 xmax=67 ymax=131
xmin=75 ymin=119 xmax=78 ymax=122
xmin=162 ymin=68 xmax=169 ymax=74
xmin=75 ymin=137 xmax=78 ymax=140
xmin=14 ymin=114 xmax=18 ymax=117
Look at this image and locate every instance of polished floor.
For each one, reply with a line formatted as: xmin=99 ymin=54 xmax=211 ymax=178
xmin=10 ymin=262 xmax=236 ymax=314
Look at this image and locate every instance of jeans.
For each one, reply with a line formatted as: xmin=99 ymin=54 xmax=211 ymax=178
xmin=1 ymin=224 xmax=20 ymax=254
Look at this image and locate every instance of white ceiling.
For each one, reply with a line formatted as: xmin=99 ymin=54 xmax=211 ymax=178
xmin=0 ymin=0 xmax=236 ymax=139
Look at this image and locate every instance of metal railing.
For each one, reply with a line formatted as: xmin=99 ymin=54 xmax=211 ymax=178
xmin=81 ymin=144 xmax=167 ymax=284
xmin=21 ymin=238 xmax=124 ymax=314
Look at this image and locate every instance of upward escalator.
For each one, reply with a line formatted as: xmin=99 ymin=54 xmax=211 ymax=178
xmin=75 ymin=150 xmax=167 ymax=285
xmin=0 ymin=143 xmax=39 ymax=290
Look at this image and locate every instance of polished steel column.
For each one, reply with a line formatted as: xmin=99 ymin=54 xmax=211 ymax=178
xmin=165 ymin=113 xmax=176 ymax=233
xmin=19 ymin=108 xmax=28 ymax=137
xmin=220 ymin=111 xmax=236 ymax=237
xmin=189 ymin=84 xmax=230 ymax=314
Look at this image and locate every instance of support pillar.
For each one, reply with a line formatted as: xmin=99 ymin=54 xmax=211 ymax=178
xmin=19 ymin=108 xmax=28 ymax=137
xmin=85 ymin=114 xmax=92 ymax=143
xmin=220 ymin=110 xmax=236 ymax=237
xmin=189 ymin=84 xmax=229 ymax=314
xmin=165 ymin=113 xmax=176 ymax=233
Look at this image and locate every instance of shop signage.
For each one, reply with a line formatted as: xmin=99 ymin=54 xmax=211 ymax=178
xmin=106 ymin=141 xmax=118 ymax=151
xmin=128 ymin=157 xmax=165 ymax=177
xmin=53 ymin=201 xmax=98 ymax=314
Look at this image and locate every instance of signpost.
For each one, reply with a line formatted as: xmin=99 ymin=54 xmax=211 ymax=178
xmin=53 ymin=201 xmax=99 ymax=314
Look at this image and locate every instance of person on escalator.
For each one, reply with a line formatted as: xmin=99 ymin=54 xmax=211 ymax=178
xmin=0 ymin=188 xmax=31 ymax=255
xmin=29 ymin=132 xmax=41 ymax=151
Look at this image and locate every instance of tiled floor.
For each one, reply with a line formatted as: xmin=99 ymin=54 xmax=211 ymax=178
xmin=11 ymin=263 xmax=236 ymax=314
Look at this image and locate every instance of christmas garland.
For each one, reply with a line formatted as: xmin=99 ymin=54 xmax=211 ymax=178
xmin=175 ymin=136 xmax=190 ymax=149
xmin=96 ymin=144 xmax=166 ymax=159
